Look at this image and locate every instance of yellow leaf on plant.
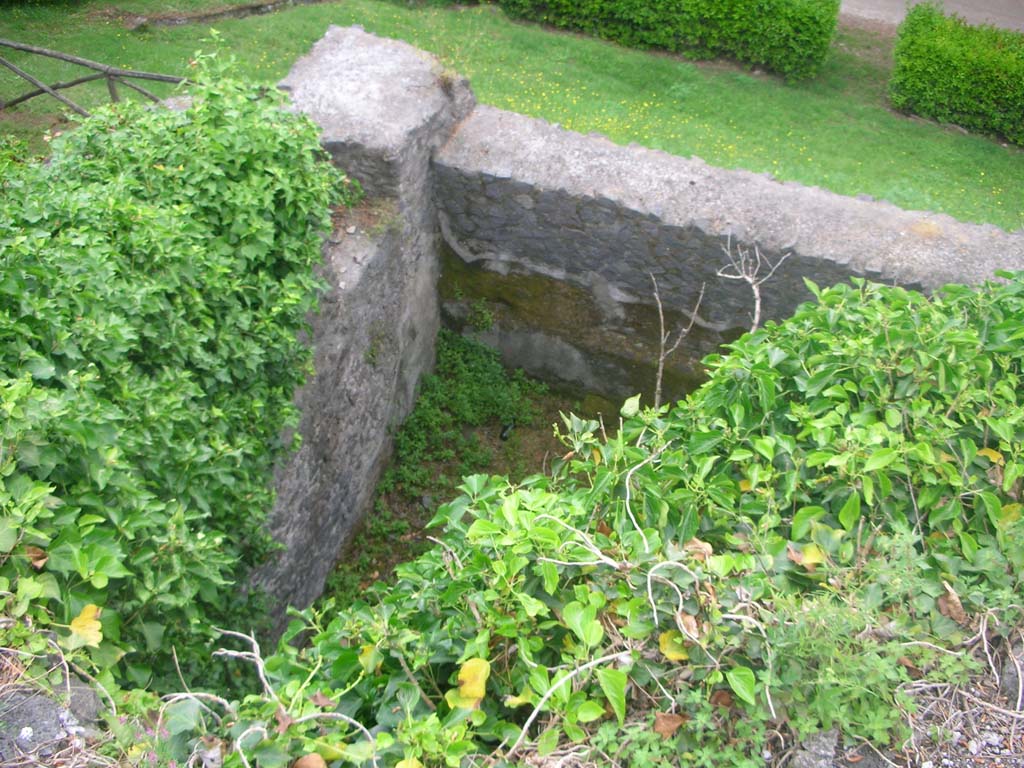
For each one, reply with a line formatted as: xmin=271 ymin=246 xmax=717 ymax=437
xmin=504 ymin=685 xmax=536 ymax=708
xmin=69 ymin=604 xmax=103 ymax=648
xmin=1000 ymin=503 xmax=1022 ymax=524
xmin=456 ymin=657 xmax=490 ymax=707
xmin=658 ymin=630 xmax=689 ymax=662
xmin=798 ymin=543 xmax=826 ymax=572
xmin=358 ymin=644 xmax=381 ymax=674
xmin=739 ymin=479 xmax=752 ymax=492
xmin=978 ymin=448 xmax=1004 ymax=466
xmin=396 ymin=759 xmax=424 ymax=768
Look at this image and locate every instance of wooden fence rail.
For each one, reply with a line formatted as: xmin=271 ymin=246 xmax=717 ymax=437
xmin=0 ymin=39 xmax=186 ymax=117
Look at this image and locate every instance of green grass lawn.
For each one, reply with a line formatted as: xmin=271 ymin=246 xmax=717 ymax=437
xmin=2 ymin=0 xmax=1022 ymax=231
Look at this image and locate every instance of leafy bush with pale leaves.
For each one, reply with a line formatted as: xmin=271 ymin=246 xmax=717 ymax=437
xmin=0 ymin=63 xmax=357 ymax=690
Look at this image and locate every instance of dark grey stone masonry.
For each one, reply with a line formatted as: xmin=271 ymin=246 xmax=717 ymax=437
xmin=434 ymin=104 xmax=1024 ymax=337
xmin=255 ymin=26 xmax=473 ymax=626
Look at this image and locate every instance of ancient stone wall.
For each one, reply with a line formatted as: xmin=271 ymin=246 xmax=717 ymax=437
xmin=262 ymin=26 xmax=1024 ymax=618
xmin=252 ymin=26 xmax=473 ymax=626
xmin=434 ymin=105 xmax=1024 ymax=397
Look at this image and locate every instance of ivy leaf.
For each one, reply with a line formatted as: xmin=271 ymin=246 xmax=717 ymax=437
xmin=863 ymin=448 xmax=898 ymax=472
xmin=787 ymin=543 xmax=826 ymax=572
xmin=536 ymin=727 xmax=560 ymax=756
xmin=726 ymin=666 xmax=757 ymax=706
xmin=0 ymin=518 xmax=18 ymax=554
xmin=575 ymin=700 xmax=606 ymax=723
xmin=792 ymin=506 xmax=825 ymax=541
xmin=596 ymin=667 xmax=627 ymax=726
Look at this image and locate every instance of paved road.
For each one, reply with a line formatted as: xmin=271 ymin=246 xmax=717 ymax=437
xmin=841 ymin=0 xmax=1024 ymax=30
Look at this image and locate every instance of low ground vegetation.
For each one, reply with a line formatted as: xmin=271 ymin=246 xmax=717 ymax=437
xmin=0 ymin=66 xmax=358 ymax=693
xmin=324 ymin=330 xmax=550 ymax=604
xmin=148 ymin=275 xmax=1024 ymax=767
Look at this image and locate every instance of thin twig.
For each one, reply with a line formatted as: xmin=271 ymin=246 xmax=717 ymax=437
xmin=394 ymin=649 xmax=437 ymax=711
xmin=211 ymin=627 xmax=282 ymax=709
xmin=649 ymin=274 xmax=705 ymax=409
xmin=501 ymin=651 xmax=631 ymax=760
xmin=717 ymin=239 xmax=790 ymax=333
xmin=234 ymin=725 xmax=269 ymax=768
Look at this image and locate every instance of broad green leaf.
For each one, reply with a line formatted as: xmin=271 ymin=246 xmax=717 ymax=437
xmin=863 ymin=448 xmax=898 ymax=472
xmin=164 ymin=697 xmax=202 ymax=735
xmin=791 ymin=506 xmax=825 ymax=541
xmin=726 ymin=666 xmax=757 ymax=706
xmin=0 ymin=518 xmax=17 ymax=553
xmin=838 ymin=492 xmax=861 ymax=532
xmin=536 ymin=727 xmax=559 ymax=756
xmin=596 ymin=667 xmax=627 ymax=726
xmin=540 ymin=561 xmax=559 ymax=596
xmin=575 ymin=700 xmax=605 ymax=723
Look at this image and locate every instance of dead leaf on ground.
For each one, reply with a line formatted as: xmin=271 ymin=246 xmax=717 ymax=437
xmin=309 ymin=691 xmax=337 ymax=708
xmin=292 ymin=755 xmax=327 ymax=768
xmin=897 ymin=656 xmax=923 ymax=679
xmin=25 ymin=546 xmax=47 ymax=570
xmin=937 ymin=580 xmax=967 ymax=624
xmin=653 ymin=712 xmax=686 ymax=739
xmin=274 ymin=707 xmax=295 ymax=735
xmin=710 ymin=689 xmax=734 ymax=709
xmin=683 ymin=537 xmax=712 ymax=562
xmin=678 ymin=612 xmax=701 ymax=641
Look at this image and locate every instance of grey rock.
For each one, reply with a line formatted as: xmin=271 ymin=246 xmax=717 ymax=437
xmin=999 ymin=640 xmax=1023 ymax=706
xmin=789 ymin=729 xmax=838 ymax=768
xmin=0 ymin=688 xmax=87 ymax=764
xmin=256 ymin=26 xmax=471 ymax=630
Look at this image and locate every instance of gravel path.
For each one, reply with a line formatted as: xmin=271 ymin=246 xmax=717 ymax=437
xmin=840 ymin=0 xmax=1024 ymax=31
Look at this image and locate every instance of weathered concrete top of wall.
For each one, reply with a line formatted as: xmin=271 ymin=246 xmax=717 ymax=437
xmin=437 ymin=105 xmax=1024 ymax=293
xmin=280 ymin=25 xmax=475 ymax=198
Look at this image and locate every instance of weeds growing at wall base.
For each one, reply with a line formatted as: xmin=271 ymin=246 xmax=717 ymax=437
xmin=147 ymin=274 xmax=1024 ymax=767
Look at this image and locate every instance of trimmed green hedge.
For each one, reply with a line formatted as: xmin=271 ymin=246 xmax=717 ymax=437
xmin=890 ymin=3 xmax=1024 ymax=146
xmin=0 ymin=69 xmax=357 ymax=689
xmin=499 ymin=0 xmax=841 ymax=79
